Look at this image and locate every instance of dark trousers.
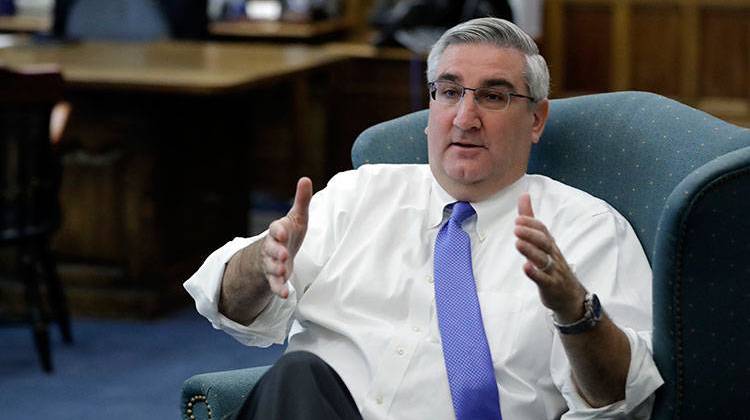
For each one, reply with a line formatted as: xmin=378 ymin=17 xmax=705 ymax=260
xmin=234 ymin=351 xmax=363 ymax=420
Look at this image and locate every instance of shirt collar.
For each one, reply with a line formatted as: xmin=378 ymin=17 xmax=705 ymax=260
xmin=473 ymin=175 xmax=528 ymax=241
xmin=427 ymin=176 xmax=456 ymax=230
xmin=427 ymin=174 xmax=530 ymax=241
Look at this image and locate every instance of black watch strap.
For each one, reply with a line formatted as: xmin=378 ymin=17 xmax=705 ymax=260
xmin=553 ymin=293 xmax=602 ymax=335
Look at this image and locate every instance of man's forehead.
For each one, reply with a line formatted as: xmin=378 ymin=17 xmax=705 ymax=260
xmin=436 ymin=44 xmax=526 ymax=87
xmin=437 ymin=73 xmax=516 ymax=90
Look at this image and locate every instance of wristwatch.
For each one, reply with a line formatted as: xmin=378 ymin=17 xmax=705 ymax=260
xmin=553 ymin=293 xmax=602 ymax=335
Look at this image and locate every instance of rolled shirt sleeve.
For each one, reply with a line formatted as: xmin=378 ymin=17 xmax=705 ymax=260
xmin=553 ymin=328 xmax=663 ymax=419
xmin=183 ymin=234 xmax=298 ymax=347
xmin=548 ymin=205 xmax=663 ymax=419
xmin=182 ymin=170 xmax=351 ymax=348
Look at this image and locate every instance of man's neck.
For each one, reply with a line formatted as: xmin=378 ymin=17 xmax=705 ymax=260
xmin=436 ymin=174 xmax=525 ymax=203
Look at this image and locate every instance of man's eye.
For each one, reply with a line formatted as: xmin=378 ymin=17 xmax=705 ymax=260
xmin=480 ymin=91 xmax=506 ymax=102
xmin=440 ymin=88 xmax=459 ymax=98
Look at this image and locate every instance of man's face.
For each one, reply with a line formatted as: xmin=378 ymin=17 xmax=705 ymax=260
xmin=426 ymin=43 xmax=549 ymax=201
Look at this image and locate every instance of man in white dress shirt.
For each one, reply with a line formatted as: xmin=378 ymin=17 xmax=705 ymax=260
xmin=185 ymin=17 xmax=663 ymax=420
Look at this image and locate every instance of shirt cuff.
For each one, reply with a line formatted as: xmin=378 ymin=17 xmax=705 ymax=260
xmin=183 ymin=234 xmax=297 ymax=347
xmin=560 ymin=327 xmax=664 ymax=419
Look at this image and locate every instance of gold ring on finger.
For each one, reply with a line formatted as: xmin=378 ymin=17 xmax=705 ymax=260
xmin=540 ymin=254 xmax=554 ymax=273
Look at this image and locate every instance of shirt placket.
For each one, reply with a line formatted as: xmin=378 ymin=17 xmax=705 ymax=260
xmin=361 ymin=269 xmax=435 ymax=417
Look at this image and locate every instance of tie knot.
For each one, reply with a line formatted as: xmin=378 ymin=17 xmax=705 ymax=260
xmin=450 ymin=201 xmax=475 ymax=225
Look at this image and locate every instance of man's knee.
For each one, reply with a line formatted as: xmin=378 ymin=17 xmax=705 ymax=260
xmin=272 ymin=351 xmax=328 ymax=373
xmin=241 ymin=351 xmax=360 ymax=420
xmin=262 ymin=351 xmax=330 ymax=387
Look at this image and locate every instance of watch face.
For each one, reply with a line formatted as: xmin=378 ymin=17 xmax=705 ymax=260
xmin=554 ymin=293 xmax=603 ymax=334
xmin=590 ymin=294 xmax=602 ymax=319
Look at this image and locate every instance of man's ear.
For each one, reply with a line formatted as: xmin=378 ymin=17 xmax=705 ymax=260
xmin=530 ymin=99 xmax=549 ymax=144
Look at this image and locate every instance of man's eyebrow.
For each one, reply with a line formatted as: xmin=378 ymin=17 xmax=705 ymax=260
xmin=436 ymin=73 xmax=460 ymax=82
xmin=435 ymin=74 xmax=518 ymax=91
xmin=481 ymin=79 xmax=516 ymax=90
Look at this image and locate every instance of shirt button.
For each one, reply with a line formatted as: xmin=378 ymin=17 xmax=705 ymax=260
xmin=426 ymin=275 xmax=434 ymax=284
xmin=396 ymin=348 xmax=405 ymax=356
xmin=376 ymin=396 xmax=384 ymax=405
xmin=412 ymin=326 xmax=421 ymax=333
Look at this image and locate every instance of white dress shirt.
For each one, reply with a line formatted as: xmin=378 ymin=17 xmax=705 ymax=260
xmin=185 ymin=164 xmax=664 ymax=419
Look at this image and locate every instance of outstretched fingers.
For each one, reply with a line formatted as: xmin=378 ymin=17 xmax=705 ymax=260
xmin=289 ymin=177 xmax=313 ymax=225
xmin=515 ymin=225 xmax=556 ymax=266
xmin=514 ymin=193 xmax=586 ymax=315
xmin=260 ymin=177 xmax=314 ymax=300
xmin=514 ymin=192 xmax=561 ymax=287
xmin=517 ymin=192 xmax=535 ymax=218
xmin=261 ymin=239 xmax=290 ymax=298
xmin=269 ymin=277 xmax=289 ymax=299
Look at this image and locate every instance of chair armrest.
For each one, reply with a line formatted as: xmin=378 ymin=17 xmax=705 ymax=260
xmin=651 ymin=146 xmax=750 ymax=418
xmin=182 ymin=365 xmax=270 ymax=420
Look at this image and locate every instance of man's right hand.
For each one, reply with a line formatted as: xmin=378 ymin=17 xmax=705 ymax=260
xmin=219 ymin=177 xmax=312 ymax=324
xmin=261 ymin=177 xmax=313 ymax=299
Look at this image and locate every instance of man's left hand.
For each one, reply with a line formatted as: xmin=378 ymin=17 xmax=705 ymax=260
xmin=514 ymin=192 xmax=587 ymax=323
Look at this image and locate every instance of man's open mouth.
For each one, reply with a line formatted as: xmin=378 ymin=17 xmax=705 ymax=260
xmin=451 ymin=142 xmax=485 ymax=149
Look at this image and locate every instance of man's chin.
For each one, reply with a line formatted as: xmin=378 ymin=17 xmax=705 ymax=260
xmin=444 ymin=168 xmax=486 ymax=186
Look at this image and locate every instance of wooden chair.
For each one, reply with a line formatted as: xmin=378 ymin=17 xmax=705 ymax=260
xmin=0 ymin=65 xmax=72 ymax=372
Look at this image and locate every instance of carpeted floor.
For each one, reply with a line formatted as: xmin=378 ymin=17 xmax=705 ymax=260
xmin=0 ymin=309 xmax=285 ymax=419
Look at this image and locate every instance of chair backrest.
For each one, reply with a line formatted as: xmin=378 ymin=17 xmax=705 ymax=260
xmin=52 ymin=0 xmax=207 ymax=41
xmin=0 ymin=66 xmax=64 ymax=241
xmin=352 ymin=91 xmax=750 ymax=259
xmin=352 ymin=91 xmax=750 ymax=418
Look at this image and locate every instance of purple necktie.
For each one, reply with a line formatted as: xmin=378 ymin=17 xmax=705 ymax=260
xmin=434 ymin=201 xmax=502 ymax=420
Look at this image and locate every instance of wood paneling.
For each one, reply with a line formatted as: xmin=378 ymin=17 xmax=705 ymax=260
xmin=547 ymin=0 xmax=750 ymax=125
xmin=700 ymin=7 xmax=750 ymax=97
xmin=631 ymin=4 xmax=682 ymax=95
xmin=563 ymin=4 xmax=612 ymax=93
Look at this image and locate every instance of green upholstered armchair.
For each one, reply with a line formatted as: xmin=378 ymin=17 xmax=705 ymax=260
xmin=182 ymin=91 xmax=750 ymax=420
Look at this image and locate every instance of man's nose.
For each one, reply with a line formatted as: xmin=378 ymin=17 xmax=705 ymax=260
xmin=453 ymin=92 xmax=481 ymax=131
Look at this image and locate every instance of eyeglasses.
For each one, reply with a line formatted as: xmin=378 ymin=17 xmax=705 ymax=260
xmin=428 ymin=80 xmax=536 ymax=111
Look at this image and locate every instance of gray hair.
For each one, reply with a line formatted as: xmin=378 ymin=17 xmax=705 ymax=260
xmin=426 ymin=17 xmax=550 ymax=101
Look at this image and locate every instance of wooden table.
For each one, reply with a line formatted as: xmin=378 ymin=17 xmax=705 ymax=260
xmin=0 ymin=39 xmax=429 ymax=318
xmin=0 ymin=40 xmax=344 ymax=93
xmin=0 ymin=40 xmax=347 ymax=317
xmin=0 ymin=14 xmax=50 ymax=33
xmin=209 ymin=17 xmax=352 ymax=39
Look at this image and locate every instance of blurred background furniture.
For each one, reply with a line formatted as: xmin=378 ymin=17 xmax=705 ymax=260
xmin=182 ymin=91 xmax=750 ymax=419
xmin=0 ymin=65 xmax=72 ymax=372
xmin=51 ymin=0 xmax=207 ymax=41
xmin=0 ymin=40 xmax=342 ymax=318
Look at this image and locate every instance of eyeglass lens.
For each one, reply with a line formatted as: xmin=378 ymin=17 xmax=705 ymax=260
xmin=430 ymin=81 xmax=510 ymax=110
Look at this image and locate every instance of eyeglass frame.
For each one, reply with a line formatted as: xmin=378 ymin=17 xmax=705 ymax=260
xmin=427 ymin=80 xmax=537 ymax=111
